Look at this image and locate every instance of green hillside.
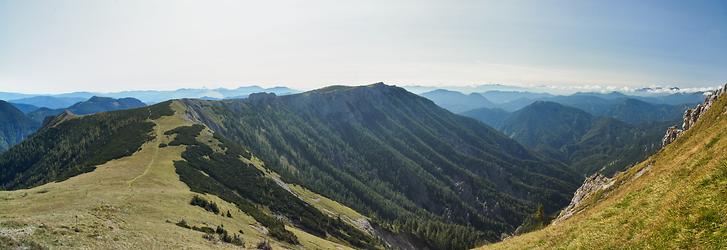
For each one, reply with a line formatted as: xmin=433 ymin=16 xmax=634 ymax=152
xmin=181 ymin=83 xmax=580 ymax=249
xmin=0 ymin=100 xmax=369 ymax=249
xmin=479 ymin=88 xmax=727 ymax=249
xmin=0 ymin=102 xmax=170 ymax=189
xmin=0 ymin=84 xmax=582 ymax=250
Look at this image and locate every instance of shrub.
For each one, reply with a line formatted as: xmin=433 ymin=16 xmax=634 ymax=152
xmin=175 ymin=219 xmax=190 ymax=229
xmin=216 ymin=225 xmax=226 ymax=235
xmin=192 ymin=226 xmax=215 ymax=234
xmin=203 ymin=233 xmax=216 ymax=241
xmin=230 ymin=234 xmax=245 ymax=246
xmin=190 ymin=195 xmax=220 ymax=214
xmin=256 ymin=239 xmax=272 ymax=250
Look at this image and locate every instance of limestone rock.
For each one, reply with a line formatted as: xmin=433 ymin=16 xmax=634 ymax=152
xmin=554 ymin=173 xmax=613 ymax=223
xmin=662 ymin=82 xmax=727 ymax=147
xmin=662 ymin=125 xmax=682 ymax=147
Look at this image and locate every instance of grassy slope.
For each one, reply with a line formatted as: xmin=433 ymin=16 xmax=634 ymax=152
xmin=479 ymin=95 xmax=727 ymax=249
xmin=247 ymin=158 xmax=371 ymax=234
xmin=0 ymin=101 xmax=350 ymax=249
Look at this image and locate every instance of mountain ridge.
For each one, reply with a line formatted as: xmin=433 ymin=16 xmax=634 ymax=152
xmin=420 ymin=89 xmax=496 ymax=113
xmin=0 ymin=83 xmax=582 ymax=249
xmin=179 ymin=83 xmax=581 ymax=248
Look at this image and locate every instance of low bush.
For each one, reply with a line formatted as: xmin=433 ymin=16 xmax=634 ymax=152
xmin=190 ymin=195 xmax=220 ymax=214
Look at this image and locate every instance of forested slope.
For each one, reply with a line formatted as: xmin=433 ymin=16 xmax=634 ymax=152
xmin=182 ymin=83 xmax=581 ymax=249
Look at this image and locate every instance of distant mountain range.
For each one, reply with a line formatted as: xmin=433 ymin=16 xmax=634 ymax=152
xmin=421 ymin=89 xmax=704 ymax=114
xmin=10 ymin=96 xmax=87 ymax=109
xmin=423 ymin=89 xmax=700 ymax=129
xmin=402 ymin=84 xmax=528 ymax=94
xmin=546 ymin=95 xmax=693 ymax=124
xmin=0 ymin=96 xmax=147 ymax=152
xmin=27 ymin=96 xmax=147 ymax=123
xmin=499 ymin=101 xmax=671 ymax=176
xmin=1 ymin=86 xmax=298 ymax=106
xmin=420 ymin=89 xmax=496 ymax=113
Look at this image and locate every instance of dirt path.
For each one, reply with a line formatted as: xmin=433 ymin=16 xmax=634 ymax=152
xmin=126 ymin=124 xmax=162 ymax=188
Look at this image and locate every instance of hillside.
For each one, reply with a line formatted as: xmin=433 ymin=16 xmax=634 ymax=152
xmin=0 ymin=100 xmax=373 ymax=249
xmin=0 ymin=101 xmax=39 ymax=152
xmin=478 ymin=84 xmax=727 ymax=249
xmin=0 ymin=84 xmax=581 ymax=250
xmin=500 ymin=101 xmax=670 ymax=176
xmin=501 ymin=101 xmax=594 ymax=153
xmin=181 ymin=83 xmax=581 ymax=249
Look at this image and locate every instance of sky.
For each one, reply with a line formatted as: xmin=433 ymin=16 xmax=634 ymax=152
xmin=0 ymin=0 xmax=726 ymax=94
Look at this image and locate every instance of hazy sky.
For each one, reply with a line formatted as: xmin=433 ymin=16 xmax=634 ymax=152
xmin=1 ymin=0 xmax=726 ymax=93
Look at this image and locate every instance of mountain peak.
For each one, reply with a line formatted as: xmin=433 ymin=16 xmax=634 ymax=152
xmin=370 ymin=81 xmax=386 ymax=87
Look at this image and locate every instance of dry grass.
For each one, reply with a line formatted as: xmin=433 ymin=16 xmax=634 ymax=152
xmin=478 ymin=95 xmax=727 ymax=249
xmin=0 ymin=101 xmax=350 ymax=249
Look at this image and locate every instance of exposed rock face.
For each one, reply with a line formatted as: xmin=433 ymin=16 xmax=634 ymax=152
xmin=661 ymin=126 xmax=682 ymax=147
xmin=662 ymin=83 xmax=727 ymax=147
xmin=553 ymin=173 xmax=613 ymax=223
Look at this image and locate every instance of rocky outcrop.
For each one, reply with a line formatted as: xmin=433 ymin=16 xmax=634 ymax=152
xmin=661 ymin=125 xmax=682 ymax=147
xmin=662 ymin=83 xmax=727 ymax=147
xmin=553 ymin=173 xmax=614 ymax=223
